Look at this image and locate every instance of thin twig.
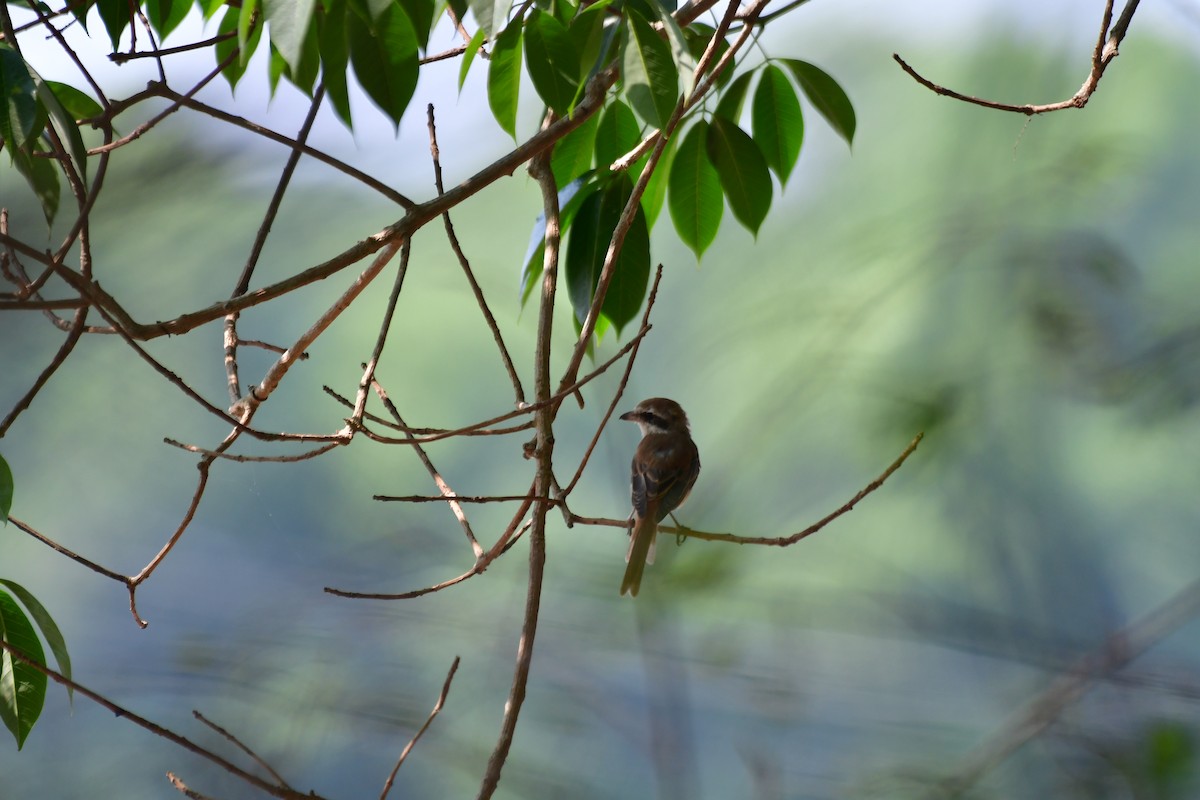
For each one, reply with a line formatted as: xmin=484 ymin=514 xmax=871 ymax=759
xmin=109 ymin=31 xmax=235 ymax=62
xmin=336 ymin=326 xmax=651 ymax=447
xmin=427 ymin=103 xmax=526 ymax=406
xmin=0 ymin=640 xmax=323 ymax=800
xmin=193 ymin=710 xmax=293 ymax=790
xmin=560 ymin=265 xmax=664 ymax=498
xmin=375 ymin=494 xmax=557 ymax=504
xmin=0 ymin=308 xmax=85 ymax=436
xmin=163 ymin=439 xmax=343 ymax=463
xmin=325 ymin=513 xmax=532 ymax=600
xmin=570 ymin=432 xmax=924 ymax=547
xmin=9 ymin=516 xmax=127 ymax=582
xmin=166 ymin=773 xmax=219 ymax=800
xmin=148 ymin=87 xmax=413 ymax=208
xmin=235 ymin=240 xmax=404 ymax=417
xmin=350 ymin=238 xmax=411 ymax=425
xmin=226 ymin=85 xmax=327 ymax=405
xmin=367 ymin=372 xmax=486 ymax=561
xmin=90 ymin=50 xmax=239 ymax=154
xmin=70 ymin=69 xmax=617 ymax=342
xmin=893 ymin=0 xmax=1141 ymax=115
xmin=380 ymin=656 xmax=461 ymax=799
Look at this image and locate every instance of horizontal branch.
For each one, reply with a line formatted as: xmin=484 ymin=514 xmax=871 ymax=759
xmin=0 ymin=640 xmax=321 ymax=800
xmin=571 ymin=432 xmax=924 ymax=546
xmin=893 ymin=0 xmax=1140 ymax=115
xmin=63 ymin=69 xmax=617 ymax=343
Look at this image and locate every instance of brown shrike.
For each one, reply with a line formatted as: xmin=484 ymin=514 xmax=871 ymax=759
xmin=619 ymin=397 xmax=701 ymax=596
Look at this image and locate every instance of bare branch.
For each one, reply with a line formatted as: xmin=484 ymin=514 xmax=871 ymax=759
xmin=0 ymin=640 xmax=324 ymax=800
xmin=367 ymin=370 xmax=486 ymax=561
xmin=325 ymin=510 xmax=532 ymax=600
xmin=109 ymin=31 xmax=235 ymax=63
xmin=560 ymin=265 xmax=665 ymax=497
xmin=427 ymin=103 xmax=526 ymax=406
xmin=894 ymin=0 xmax=1141 ymax=115
xmin=569 ymin=432 xmax=924 ymax=547
xmin=9 ymin=516 xmax=127 ymax=582
xmin=193 ymin=710 xmax=293 ymax=790
xmin=163 ymin=438 xmax=343 ymax=463
xmin=226 ymin=85 xmax=327 ymax=405
xmin=380 ymin=656 xmax=461 ymax=799
xmin=474 ymin=128 xmax=561 ymax=800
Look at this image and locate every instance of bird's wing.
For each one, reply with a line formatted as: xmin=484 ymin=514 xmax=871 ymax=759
xmin=631 ymin=436 xmax=700 ymax=522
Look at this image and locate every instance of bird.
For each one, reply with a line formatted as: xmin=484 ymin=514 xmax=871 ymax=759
xmin=619 ymin=397 xmax=701 ymax=596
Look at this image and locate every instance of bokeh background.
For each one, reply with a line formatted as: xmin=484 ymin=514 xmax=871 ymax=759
xmin=3 ymin=1 xmax=1200 ymax=797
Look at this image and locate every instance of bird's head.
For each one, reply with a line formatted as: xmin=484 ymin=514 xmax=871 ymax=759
xmin=620 ymin=397 xmax=690 ymax=437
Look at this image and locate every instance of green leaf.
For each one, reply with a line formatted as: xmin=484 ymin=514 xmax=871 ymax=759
xmin=147 ymin=0 xmax=193 ymax=40
xmin=669 ymin=120 xmax=722 ymax=258
xmin=713 ymin=68 xmax=751 ymax=123
xmin=521 ymin=176 xmax=598 ymax=308
xmin=620 ymin=8 xmax=678 ymax=129
xmin=362 ymin=0 xmax=398 ymax=21
xmin=0 ymin=454 xmax=11 ymax=524
xmin=469 ymin=0 xmax=505 ymax=38
xmin=12 ymin=146 xmax=60 ymax=226
xmin=564 ymin=175 xmax=651 ymax=335
xmin=317 ymin=4 xmax=353 ymax=127
xmin=285 ymin=16 xmax=322 ymax=94
xmin=216 ymin=6 xmax=263 ymax=89
xmin=31 ymin=68 xmax=89 ymax=183
xmin=43 ymin=81 xmax=103 ymax=122
xmin=569 ymin=0 xmax=613 ymax=81
xmin=0 ymin=582 xmax=71 ymax=706
xmin=524 ymin=9 xmax=580 ymax=117
xmin=238 ymin=0 xmax=260 ymax=58
xmin=707 ymin=115 xmax=771 ymax=235
xmin=0 ymin=589 xmax=47 ymax=750
xmin=457 ymin=26 xmax=487 ymax=92
xmin=783 ymin=58 xmax=855 ymax=146
xmin=752 ymin=64 xmax=803 ymax=182
xmin=398 ymin=0 xmax=436 ymax=51
xmin=648 ymin=1 xmax=694 ymax=97
xmin=95 ymin=0 xmax=132 ymax=50
xmin=69 ymin=0 xmax=94 ymax=29
xmin=268 ymin=44 xmax=286 ymax=93
xmin=0 ymin=45 xmax=38 ymax=151
xmin=592 ymin=99 xmax=639 ymax=169
xmin=487 ymin=20 xmax=523 ymax=138
xmin=447 ymin=0 xmax=470 ymax=26
xmin=264 ymin=0 xmax=317 ymax=73
xmin=551 ymin=111 xmax=600 ymax=186
xmin=348 ymin=1 xmax=420 ymax=127
xmin=201 ymin=0 xmax=225 ymax=20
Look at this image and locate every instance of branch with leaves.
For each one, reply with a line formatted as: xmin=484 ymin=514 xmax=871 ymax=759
xmin=0 ymin=0 xmax=918 ymax=794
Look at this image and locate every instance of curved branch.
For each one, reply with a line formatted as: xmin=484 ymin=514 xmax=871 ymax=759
xmin=570 ymin=432 xmax=924 ymax=547
xmin=0 ymin=640 xmax=323 ymax=800
xmin=893 ymin=0 xmax=1141 ymax=115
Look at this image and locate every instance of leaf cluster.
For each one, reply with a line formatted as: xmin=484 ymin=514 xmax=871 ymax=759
xmin=1 ymin=0 xmax=854 ymax=343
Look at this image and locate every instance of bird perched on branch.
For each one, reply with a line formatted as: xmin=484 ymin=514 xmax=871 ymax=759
xmin=619 ymin=397 xmax=701 ymax=596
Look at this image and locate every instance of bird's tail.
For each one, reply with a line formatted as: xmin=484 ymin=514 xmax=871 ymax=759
xmin=620 ymin=515 xmax=657 ymax=596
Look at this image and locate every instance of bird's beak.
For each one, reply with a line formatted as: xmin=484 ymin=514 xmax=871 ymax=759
xmin=619 ymin=410 xmax=637 ymax=422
